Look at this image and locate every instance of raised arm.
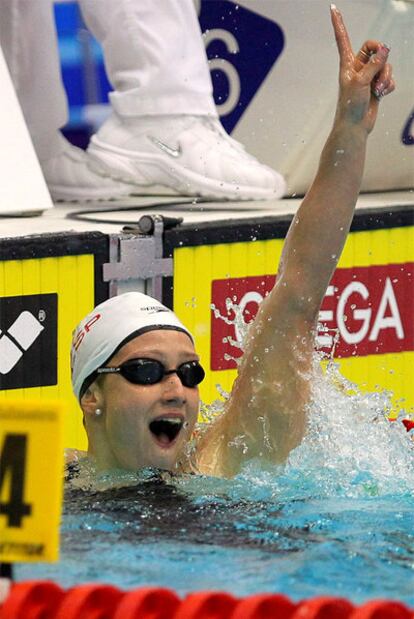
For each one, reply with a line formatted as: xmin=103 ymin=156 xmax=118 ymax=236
xmin=195 ymin=6 xmax=395 ymax=478
xmin=277 ymin=7 xmax=393 ymax=315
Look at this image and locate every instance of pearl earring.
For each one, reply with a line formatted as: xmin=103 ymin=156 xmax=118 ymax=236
xmin=95 ymin=408 xmax=103 ymax=417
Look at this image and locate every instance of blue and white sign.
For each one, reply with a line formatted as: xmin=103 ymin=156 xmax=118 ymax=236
xmin=199 ymin=1 xmax=284 ymax=133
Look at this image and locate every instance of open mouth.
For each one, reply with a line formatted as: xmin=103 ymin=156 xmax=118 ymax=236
xmin=149 ymin=417 xmax=184 ymax=447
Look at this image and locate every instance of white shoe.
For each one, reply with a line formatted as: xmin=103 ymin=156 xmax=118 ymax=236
xmin=41 ymin=136 xmax=134 ymax=202
xmin=88 ymin=114 xmax=286 ymax=201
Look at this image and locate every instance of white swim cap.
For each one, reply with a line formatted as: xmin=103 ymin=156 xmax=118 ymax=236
xmin=71 ymin=292 xmax=193 ymax=401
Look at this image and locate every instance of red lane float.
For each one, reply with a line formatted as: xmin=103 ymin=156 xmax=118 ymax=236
xmin=231 ymin=593 xmax=296 ymax=618
xmin=0 ymin=581 xmax=64 ymax=619
xmin=294 ymin=596 xmax=354 ymax=618
xmin=1 ymin=582 xmax=413 ymax=619
xmin=350 ymin=600 xmax=413 ymax=619
xmin=53 ymin=584 xmax=124 ymax=619
xmin=112 ymin=586 xmax=180 ymax=619
xmin=175 ymin=591 xmax=238 ymax=618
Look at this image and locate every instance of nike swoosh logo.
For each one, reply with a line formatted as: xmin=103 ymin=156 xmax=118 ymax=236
xmin=148 ymin=135 xmax=182 ymax=158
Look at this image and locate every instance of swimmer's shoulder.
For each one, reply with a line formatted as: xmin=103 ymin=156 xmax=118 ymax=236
xmin=64 ymin=448 xmax=87 ymax=482
xmin=65 ymin=447 xmax=87 ymax=465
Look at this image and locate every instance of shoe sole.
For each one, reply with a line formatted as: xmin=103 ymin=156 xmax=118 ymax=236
xmin=88 ymin=137 xmax=285 ymax=201
xmin=48 ymin=183 xmax=134 ymax=202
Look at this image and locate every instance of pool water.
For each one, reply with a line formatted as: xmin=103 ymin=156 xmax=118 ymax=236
xmin=16 ymin=361 xmax=414 ymax=604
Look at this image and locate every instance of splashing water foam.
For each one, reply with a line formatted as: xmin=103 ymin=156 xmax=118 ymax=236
xmin=290 ymin=356 xmax=413 ymax=494
xmin=202 ymin=298 xmax=414 ymax=499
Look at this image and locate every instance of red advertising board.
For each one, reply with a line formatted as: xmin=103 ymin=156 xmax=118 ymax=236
xmin=211 ymin=263 xmax=414 ymax=370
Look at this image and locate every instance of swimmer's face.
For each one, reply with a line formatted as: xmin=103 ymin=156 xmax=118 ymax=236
xmin=87 ymin=330 xmax=200 ymax=472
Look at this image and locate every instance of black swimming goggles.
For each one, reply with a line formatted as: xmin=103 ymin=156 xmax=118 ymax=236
xmin=96 ymin=358 xmax=205 ymax=388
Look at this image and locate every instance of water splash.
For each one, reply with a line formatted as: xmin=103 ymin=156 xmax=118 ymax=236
xmin=286 ymin=356 xmax=414 ymax=497
xmin=204 ymin=301 xmax=414 ymax=498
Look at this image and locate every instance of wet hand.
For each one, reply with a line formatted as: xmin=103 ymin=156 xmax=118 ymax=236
xmin=330 ymin=4 xmax=395 ymax=133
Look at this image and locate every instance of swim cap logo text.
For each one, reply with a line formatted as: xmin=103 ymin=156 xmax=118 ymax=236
xmin=73 ymin=313 xmax=101 ymax=351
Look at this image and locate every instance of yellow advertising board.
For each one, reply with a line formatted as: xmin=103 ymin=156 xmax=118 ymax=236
xmin=0 ymin=253 xmax=96 ymax=450
xmin=174 ymin=226 xmax=414 ymax=416
xmin=0 ymin=400 xmax=64 ymax=563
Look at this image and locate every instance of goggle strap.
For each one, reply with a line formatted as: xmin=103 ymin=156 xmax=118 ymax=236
xmin=97 ymin=367 xmax=121 ymax=375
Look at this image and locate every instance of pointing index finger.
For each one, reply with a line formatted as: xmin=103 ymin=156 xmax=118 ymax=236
xmin=330 ymin=4 xmax=354 ymax=67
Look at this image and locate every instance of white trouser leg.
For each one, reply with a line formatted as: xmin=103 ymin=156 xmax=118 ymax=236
xmin=0 ymin=0 xmax=68 ymax=160
xmin=79 ymin=0 xmax=217 ymax=118
xmin=82 ymin=0 xmax=286 ymax=199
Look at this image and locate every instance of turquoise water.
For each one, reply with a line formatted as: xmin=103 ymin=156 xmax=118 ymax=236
xmin=16 ymin=362 xmax=414 ymax=604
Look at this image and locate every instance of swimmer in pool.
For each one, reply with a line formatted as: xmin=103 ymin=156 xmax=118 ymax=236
xmin=70 ymin=6 xmax=395 ymax=478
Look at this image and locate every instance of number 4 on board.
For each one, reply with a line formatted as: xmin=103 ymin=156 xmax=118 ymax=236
xmin=0 ymin=400 xmax=64 ymax=563
xmin=0 ymin=434 xmax=32 ymax=528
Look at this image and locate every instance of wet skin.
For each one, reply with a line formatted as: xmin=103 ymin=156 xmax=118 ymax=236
xmin=84 ymin=330 xmax=200 ymax=472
